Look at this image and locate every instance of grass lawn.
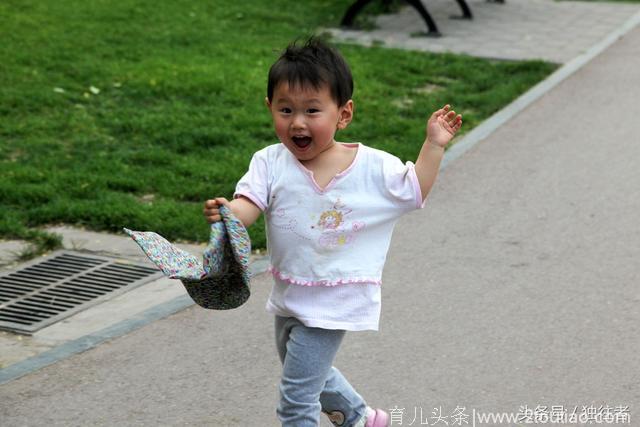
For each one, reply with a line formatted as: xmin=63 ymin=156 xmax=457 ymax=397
xmin=0 ymin=0 xmax=557 ymax=257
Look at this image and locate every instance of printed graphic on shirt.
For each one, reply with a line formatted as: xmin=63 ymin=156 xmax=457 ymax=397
xmin=270 ymin=196 xmax=366 ymax=249
xmin=315 ymin=199 xmax=365 ymax=248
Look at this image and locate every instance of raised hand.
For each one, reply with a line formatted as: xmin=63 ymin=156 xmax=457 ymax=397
xmin=426 ymin=104 xmax=462 ymax=148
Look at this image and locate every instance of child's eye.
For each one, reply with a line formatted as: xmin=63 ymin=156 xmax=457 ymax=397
xmin=279 ymin=108 xmax=292 ymax=114
xmin=307 ymin=108 xmax=320 ymax=114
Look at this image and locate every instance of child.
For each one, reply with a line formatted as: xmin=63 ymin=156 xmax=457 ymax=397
xmin=203 ymin=37 xmax=462 ymax=427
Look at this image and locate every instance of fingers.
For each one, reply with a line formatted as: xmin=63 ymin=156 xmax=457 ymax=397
xmin=203 ymin=197 xmax=230 ymax=223
xmin=453 ymin=115 xmax=462 ymax=130
xmin=441 ymin=103 xmax=461 ymax=125
xmin=446 ymin=113 xmax=462 ymax=128
xmin=434 ymin=104 xmax=462 ymax=125
xmin=431 ymin=104 xmax=450 ymax=118
xmin=433 ymin=104 xmax=462 ymax=122
xmin=436 ymin=112 xmax=463 ymax=135
xmin=215 ymin=197 xmax=230 ymax=207
xmin=203 ymin=202 xmax=220 ymax=223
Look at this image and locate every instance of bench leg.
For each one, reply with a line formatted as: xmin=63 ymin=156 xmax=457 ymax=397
xmin=405 ymin=0 xmax=442 ymax=37
xmin=341 ymin=0 xmax=441 ymax=37
xmin=340 ymin=0 xmax=375 ymax=27
xmin=450 ymin=0 xmax=473 ymax=20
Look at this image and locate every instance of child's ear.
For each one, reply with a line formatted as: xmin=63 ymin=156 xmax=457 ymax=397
xmin=337 ymin=100 xmax=354 ymax=130
xmin=265 ymin=97 xmax=271 ymax=109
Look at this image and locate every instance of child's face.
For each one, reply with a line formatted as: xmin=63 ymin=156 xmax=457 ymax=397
xmin=266 ymin=82 xmax=353 ymax=162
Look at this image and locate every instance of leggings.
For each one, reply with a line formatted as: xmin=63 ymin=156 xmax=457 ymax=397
xmin=275 ymin=315 xmax=368 ymax=427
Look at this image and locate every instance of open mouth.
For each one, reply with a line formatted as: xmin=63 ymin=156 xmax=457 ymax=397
xmin=292 ymin=136 xmax=312 ymax=149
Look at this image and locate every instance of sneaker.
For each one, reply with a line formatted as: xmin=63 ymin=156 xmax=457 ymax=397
xmin=365 ymin=407 xmax=390 ymax=427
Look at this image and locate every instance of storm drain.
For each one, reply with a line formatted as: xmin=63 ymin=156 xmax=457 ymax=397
xmin=0 ymin=251 xmax=161 ymax=334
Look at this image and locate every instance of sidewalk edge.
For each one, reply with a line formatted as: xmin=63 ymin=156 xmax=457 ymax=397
xmin=0 ymin=295 xmax=193 ymax=385
xmin=0 ymin=257 xmax=271 ymax=385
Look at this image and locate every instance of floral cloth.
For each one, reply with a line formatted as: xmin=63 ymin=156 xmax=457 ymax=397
xmin=124 ymin=205 xmax=251 ymax=309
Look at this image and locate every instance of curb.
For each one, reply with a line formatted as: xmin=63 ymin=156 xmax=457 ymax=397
xmin=0 ymin=257 xmax=270 ymax=385
xmin=0 ymin=295 xmax=193 ymax=385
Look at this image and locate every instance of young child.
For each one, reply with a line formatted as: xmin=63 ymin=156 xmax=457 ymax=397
xmin=203 ymin=37 xmax=462 ymax=427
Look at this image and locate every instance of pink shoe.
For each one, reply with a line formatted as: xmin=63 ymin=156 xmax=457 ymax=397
xmin=365 ymin=407 xmax=390 ymax=427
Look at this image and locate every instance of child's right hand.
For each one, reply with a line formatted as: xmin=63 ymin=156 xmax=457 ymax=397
xmin=203 ymin=197 xmax=231 ymax=223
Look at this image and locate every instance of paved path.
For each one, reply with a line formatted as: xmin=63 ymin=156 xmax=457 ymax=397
xmin=328 ymin=0 xmax=640 ymax=63
xmin=2 ymin=14 xmax=640 ymax=427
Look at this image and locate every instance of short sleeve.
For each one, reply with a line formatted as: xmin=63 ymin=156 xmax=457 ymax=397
xmin=233 ymin=149 xmax=270 ymax=211
xmin=382 ymin=154 xmax=425 ymax=212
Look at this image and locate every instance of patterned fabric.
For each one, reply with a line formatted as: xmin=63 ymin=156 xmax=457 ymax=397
xmin=123 ymin=230 xmax=206 ymax=280
xmin=124 ymin=205 xmax=251 ymax=309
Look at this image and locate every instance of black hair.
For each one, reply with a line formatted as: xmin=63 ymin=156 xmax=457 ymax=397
xmin=267 ymin=37 xmax=353 ymax=107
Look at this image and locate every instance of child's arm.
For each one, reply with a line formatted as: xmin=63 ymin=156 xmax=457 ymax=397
xmin=414 ymin=104 xmax=462 ymax=202
xmin=203 ymin=196 xmax=262 ymax=228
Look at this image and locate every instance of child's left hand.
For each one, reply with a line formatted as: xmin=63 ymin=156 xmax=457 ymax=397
xmin=426 ymin=104 xmax=462 ymax=148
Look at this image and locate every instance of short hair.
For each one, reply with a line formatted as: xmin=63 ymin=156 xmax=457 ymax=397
xmin=267 ymin=37 xmax=354 ymax=107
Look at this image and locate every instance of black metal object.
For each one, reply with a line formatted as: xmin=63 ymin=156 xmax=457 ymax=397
xmin=451 ymin=0 xmax=473 ymax=20
xmin=0 ymin=251 xmax=161 ymax=334
xmin=340 ymin=0 xmax=505 ymax=36
xmin=341 ymin=0 xmax=442 ymax=37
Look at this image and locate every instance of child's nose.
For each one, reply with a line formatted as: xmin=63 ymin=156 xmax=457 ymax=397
xmin=291 ymin=113 xmax=306 ymax=129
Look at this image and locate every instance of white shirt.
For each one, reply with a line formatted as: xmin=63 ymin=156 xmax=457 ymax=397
xmin=234 ymin=143 xmax=424 ymax=331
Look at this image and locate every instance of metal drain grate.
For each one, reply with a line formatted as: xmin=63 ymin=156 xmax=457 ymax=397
xmin=0 ymin=251 xmax=162 ymax=334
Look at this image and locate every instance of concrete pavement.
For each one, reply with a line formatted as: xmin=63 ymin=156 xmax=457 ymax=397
xmin=327 ymin=0 xmax=640 ymax=63
xmin=2 ymin=7 xmax=640 ymax=427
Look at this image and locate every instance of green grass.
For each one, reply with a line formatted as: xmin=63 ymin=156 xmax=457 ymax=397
xmin=0 ymin=0 xmax=557 ymax=255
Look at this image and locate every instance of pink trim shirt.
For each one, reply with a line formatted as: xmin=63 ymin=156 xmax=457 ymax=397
xmin=234 ymin=143 xmax=425 ymax=330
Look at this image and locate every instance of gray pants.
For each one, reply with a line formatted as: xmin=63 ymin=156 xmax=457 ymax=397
xmin=275 ymin=315 xmax=368 ymax=426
